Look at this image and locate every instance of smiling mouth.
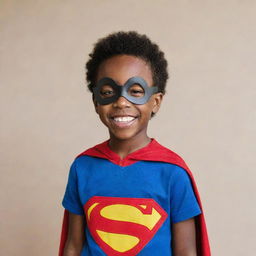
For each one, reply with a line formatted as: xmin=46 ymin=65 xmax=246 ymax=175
xmin=113 ymin=116 xmax=135 ymax=122
xmin=110 ymin=116 xmax=138 ymax=128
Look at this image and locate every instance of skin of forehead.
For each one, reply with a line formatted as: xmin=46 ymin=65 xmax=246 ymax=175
xmin=96 ymin=55 xmax=154 ymax=87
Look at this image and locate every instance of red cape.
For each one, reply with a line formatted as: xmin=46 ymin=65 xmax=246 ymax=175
xmin=59 ymin=139 xmax=211 ymax=255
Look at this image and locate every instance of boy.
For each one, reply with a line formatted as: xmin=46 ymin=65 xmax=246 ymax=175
xmin=59 ymin=31 xmax=210 ymax=256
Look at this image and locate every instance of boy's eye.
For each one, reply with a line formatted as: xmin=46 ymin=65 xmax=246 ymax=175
xmin=128 ymin=84 xmax=145 ymax=97
xmin=100 ymin=85 xmax=115 ymax=98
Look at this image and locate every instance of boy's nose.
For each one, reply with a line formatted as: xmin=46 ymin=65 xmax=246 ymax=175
xmin=113 ymin=96 xmax=131 ymax=108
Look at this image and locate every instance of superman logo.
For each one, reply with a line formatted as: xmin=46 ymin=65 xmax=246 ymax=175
xmin=84 ymin=196 xmax=168 ymax=256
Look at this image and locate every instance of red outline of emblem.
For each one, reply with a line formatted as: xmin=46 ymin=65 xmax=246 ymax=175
xmin=84 ymin=196 xmax=168 ymax=256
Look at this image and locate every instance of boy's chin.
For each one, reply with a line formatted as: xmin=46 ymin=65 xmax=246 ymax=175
xmin=109 ymin=133 xmax=134 ymax=142
xmin=109 ymin=130 xmax=140 ymax=142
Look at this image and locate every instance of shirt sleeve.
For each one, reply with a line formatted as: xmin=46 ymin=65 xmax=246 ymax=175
xmin=170 ymin=166 xmax=201 ymax=223
xmin=62 ymin=160 xmax=84 ymax=215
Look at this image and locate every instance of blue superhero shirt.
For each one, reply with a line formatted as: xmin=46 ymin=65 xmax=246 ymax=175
xmin=62 ymin=154 xmax=201 ymax=256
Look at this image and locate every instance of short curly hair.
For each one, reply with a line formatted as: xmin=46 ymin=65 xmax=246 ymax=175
xmin=86 ymin=31 xmax=169 ymax=94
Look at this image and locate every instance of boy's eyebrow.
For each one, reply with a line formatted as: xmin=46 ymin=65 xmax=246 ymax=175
xmin=99 ymin=77 xmax=122 ymax=86
xmin=98 ymin=77 xmax=148 ymax=86
xmin=108 ymin=78 xmax=121 ymax=85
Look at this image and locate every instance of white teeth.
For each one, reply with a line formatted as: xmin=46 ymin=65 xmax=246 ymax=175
xmin=113 ymin=116 xmax=135 ymax=122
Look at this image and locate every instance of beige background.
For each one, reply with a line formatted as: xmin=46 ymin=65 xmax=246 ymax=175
xmin=1 ymin=0 xmax=255 ymax=255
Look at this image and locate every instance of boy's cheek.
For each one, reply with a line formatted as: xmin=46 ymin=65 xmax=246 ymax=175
xmin=92 ymin=94 xmax=99 ymax=113
xmin=95 ymin=105 xmax=99 ymax=114
xmin=93 ymin=101 xmax=99 ymax=114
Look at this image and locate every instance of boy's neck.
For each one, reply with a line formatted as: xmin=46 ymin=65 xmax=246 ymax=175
xmin=108 ymin=135 xmax=151 ymax=160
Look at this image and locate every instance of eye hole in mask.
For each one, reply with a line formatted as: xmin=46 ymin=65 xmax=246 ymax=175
xmin=93 ymin=77 xmax=157 ymax=105
xmin=100 ymin=85 xmax=116 ymax=99
xmin=127 ymin=84 xmax=145 ymax=98
xmin=100 ymin=84 xmax=145 ymax=99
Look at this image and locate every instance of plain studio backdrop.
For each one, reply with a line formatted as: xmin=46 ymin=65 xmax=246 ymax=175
xmin=0 ymin=0 xmax=255 ymax=255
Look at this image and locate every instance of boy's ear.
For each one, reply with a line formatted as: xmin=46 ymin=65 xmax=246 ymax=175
xmin=92 ymin=94 xmax=99 ymax=114
xmin=152 ymin=92 xmax=163 ymax=114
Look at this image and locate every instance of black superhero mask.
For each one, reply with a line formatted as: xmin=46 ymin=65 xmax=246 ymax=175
xmin=92 ymin=76 xmax=159 ymax=105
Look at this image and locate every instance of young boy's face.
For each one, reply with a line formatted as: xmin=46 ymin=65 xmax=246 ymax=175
xmin=94 ymin=55 xmax=163 ymax=142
